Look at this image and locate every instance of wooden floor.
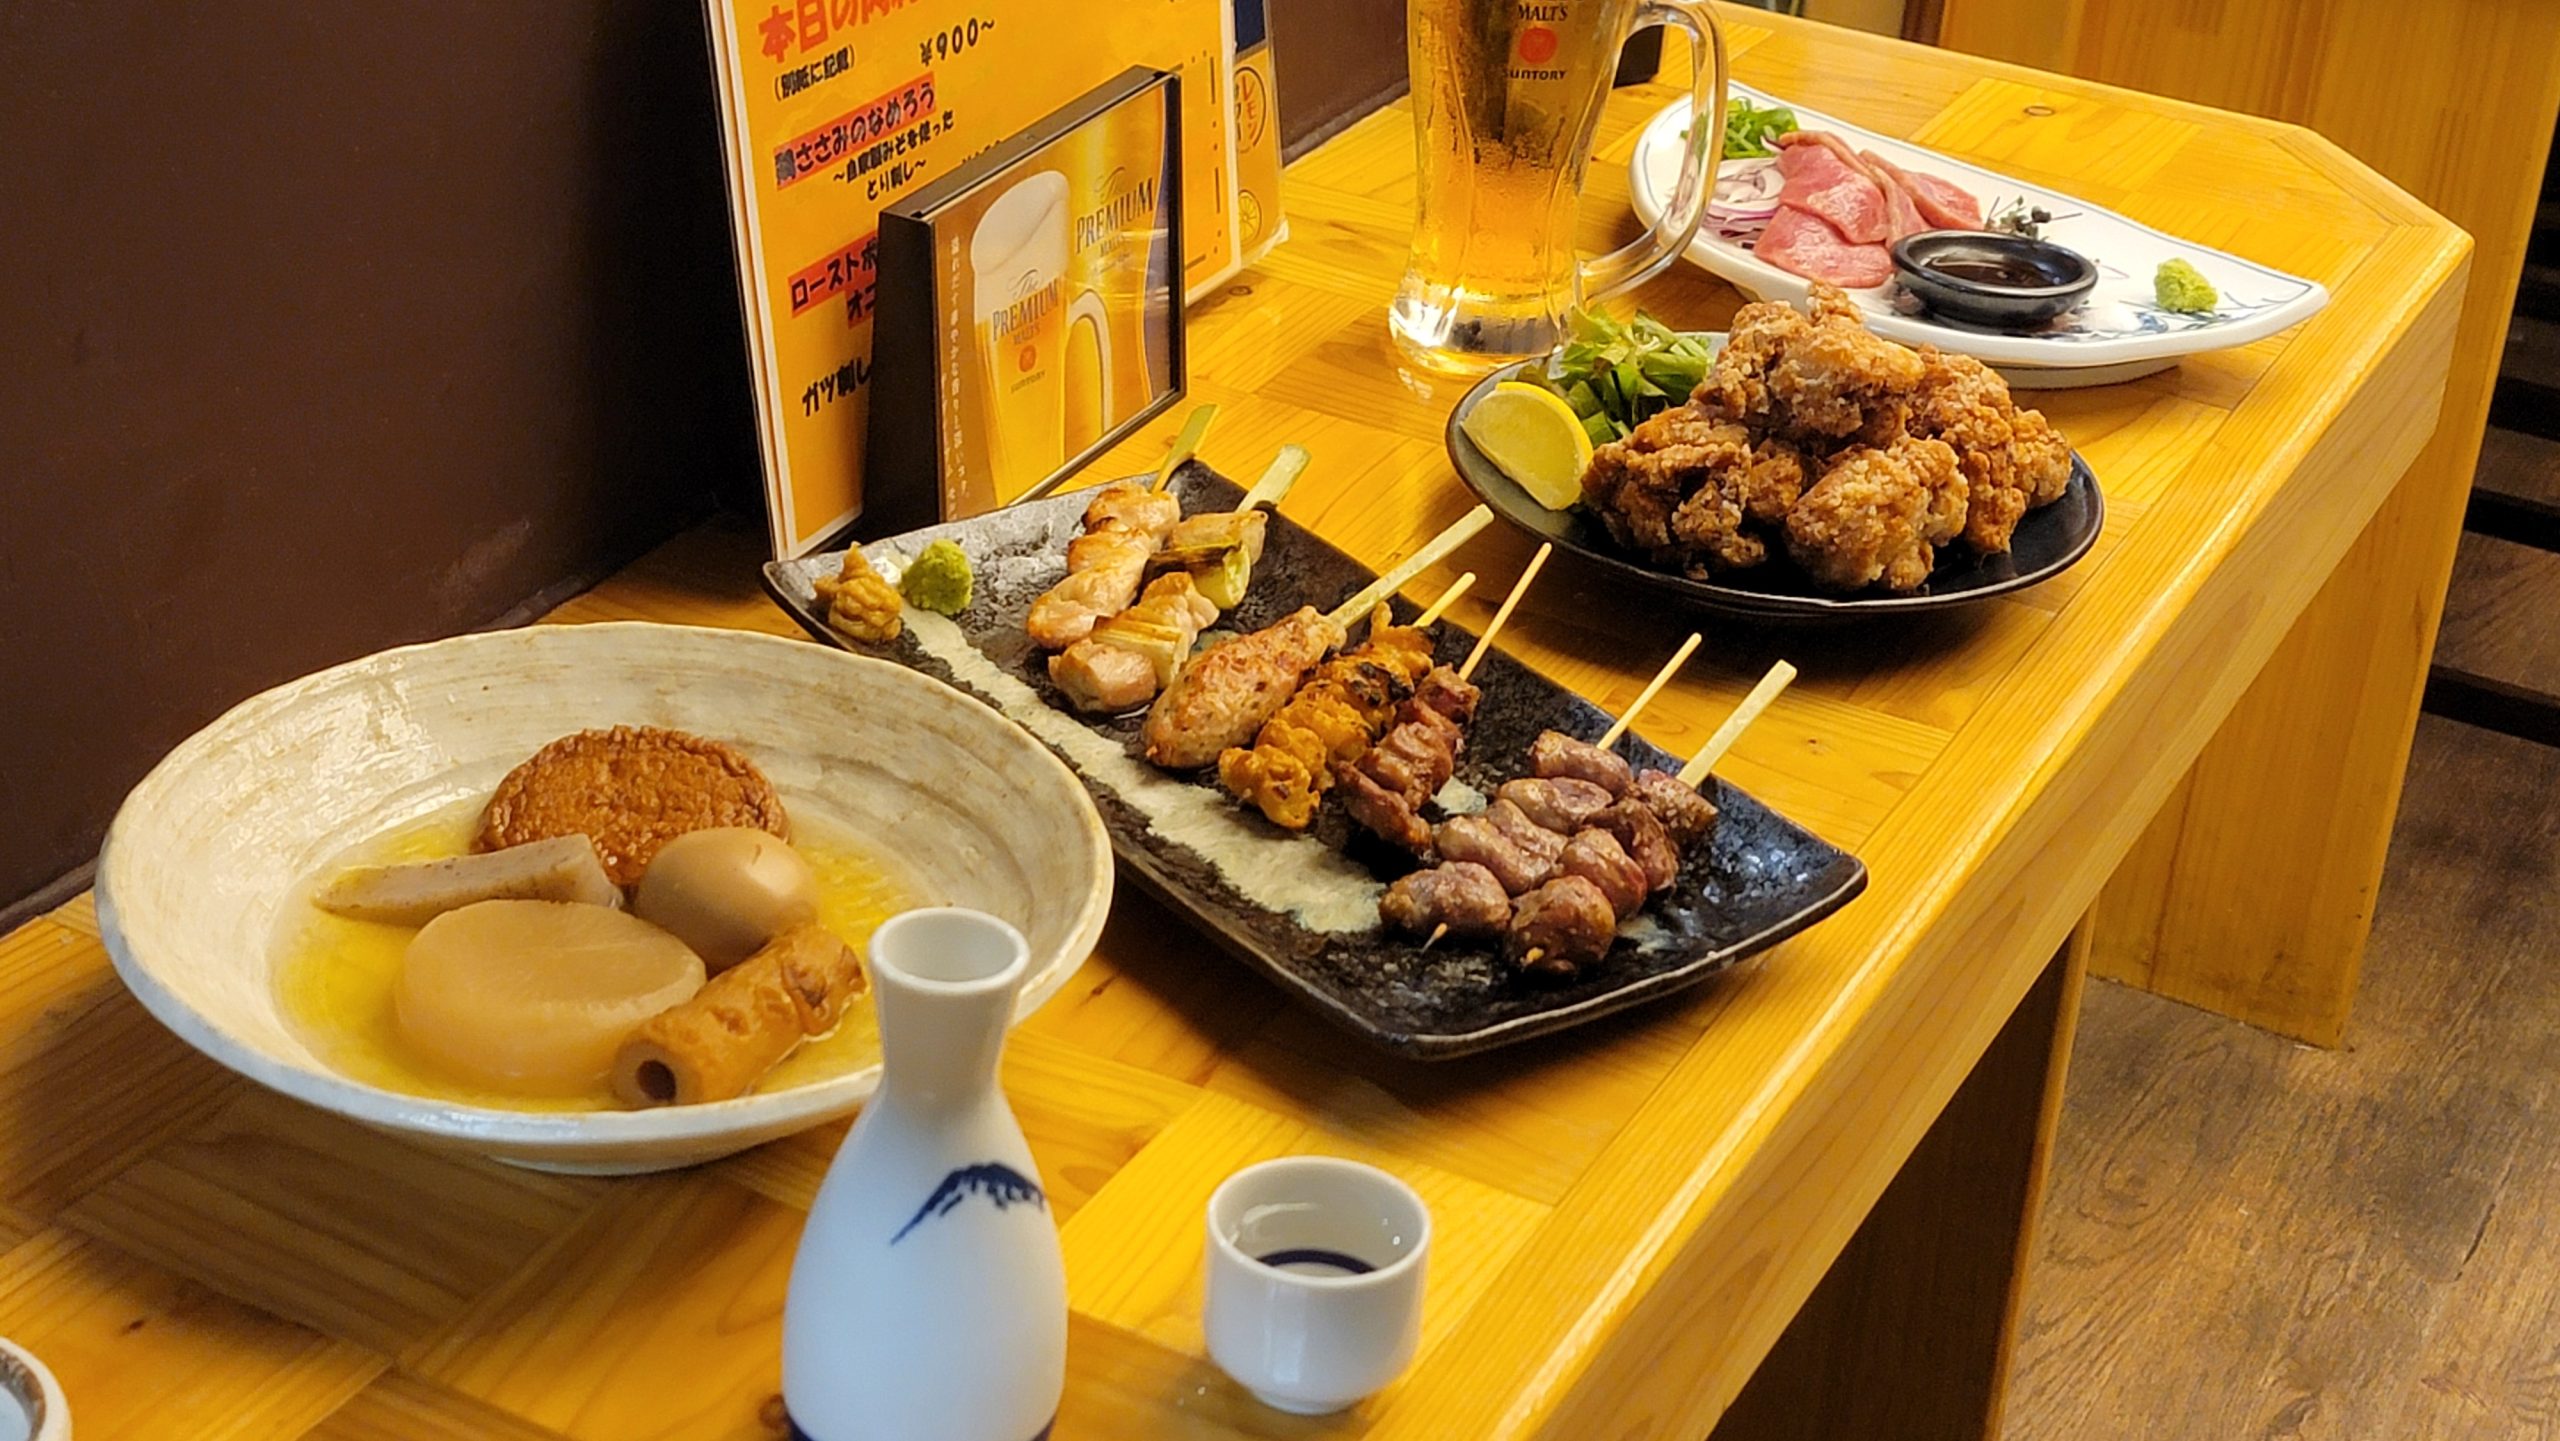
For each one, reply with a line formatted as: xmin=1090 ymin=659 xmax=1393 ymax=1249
xmin=2000 ymin=708 xmax=2560 ymax=1438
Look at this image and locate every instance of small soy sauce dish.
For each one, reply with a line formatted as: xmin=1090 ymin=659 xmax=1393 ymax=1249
xmin=1893 ymin=230 xmax=2098 ymax=330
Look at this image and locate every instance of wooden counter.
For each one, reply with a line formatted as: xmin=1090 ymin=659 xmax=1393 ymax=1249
xmin=0 ymin=9 xmax=2467 ymax=1439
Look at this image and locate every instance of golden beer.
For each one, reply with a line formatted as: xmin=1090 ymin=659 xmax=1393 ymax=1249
xmin=971 ymin=171 xmax=1117 ymax=499
xmin=1391 ymin=0 xmax=1726 ymax=370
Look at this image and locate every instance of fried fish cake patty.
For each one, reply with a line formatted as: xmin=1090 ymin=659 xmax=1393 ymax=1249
xmin=478 ymin=726 xmax=786 ymax=886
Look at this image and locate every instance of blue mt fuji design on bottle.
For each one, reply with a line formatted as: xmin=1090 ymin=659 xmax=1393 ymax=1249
xmin=783 ymin=909 xmax=1069 ymax=1441
xmin=893 ymin=1162 xmax=1047 ymax=1243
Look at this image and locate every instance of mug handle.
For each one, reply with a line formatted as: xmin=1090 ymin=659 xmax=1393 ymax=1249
xmin=1065 ymin=288 xmax=1114 ymax=439
xmin=1577 ymin=0 xmax=1727 ymax=304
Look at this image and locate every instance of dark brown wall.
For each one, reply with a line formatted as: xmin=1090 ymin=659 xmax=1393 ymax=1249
xmin=1271 ymin=0 xmax=1408 ymax=156
xmin=1 ymin=3 xmax=757 ymax=916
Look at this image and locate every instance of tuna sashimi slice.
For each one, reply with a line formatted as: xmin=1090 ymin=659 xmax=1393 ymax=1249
xmin=1867 ymin=159 xmax=1929 ymax=242
xmin=1756 ymin=206 xmax=1895 ymax=288
xmin=1773 ymin=141 xmax=1889 ymax=245
xmin=1863 ymin=151 xmax=1983 ymax=230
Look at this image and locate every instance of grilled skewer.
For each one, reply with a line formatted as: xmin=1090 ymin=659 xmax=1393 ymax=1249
xmin=1025 ymin=480 xmax=1185 ymax=651
xmin=1216 ymin=568 xmax=1471 ymax=829
xmin=1142 ymin=506 xmax=1492 ymax=769
xmin=1047 ymin=574 xmax=1221 ymax=714
xmin=1384 ymin=658 xmax=1802 ymax=981
xmin=1217 ymin=606 xmax=1436 ymax=829
xmin=1339 ymin=546 xmax=1545 ymax=858
xmin=1046 ymin=449 xmax=1310 ymax=713
xmin=1023 ymin=405 xmax=1217 ymax=652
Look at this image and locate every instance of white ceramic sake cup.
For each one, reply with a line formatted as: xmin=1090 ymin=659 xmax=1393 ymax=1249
xmin=1202 ymin=1156 xmax=1430 ymax=1415
xmin=0 ymin=1337 xmax=69 ymax=1441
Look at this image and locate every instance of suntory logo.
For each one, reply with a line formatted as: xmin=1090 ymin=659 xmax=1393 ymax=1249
xmin=1075 ymin=167 xmax=1160 ymax=253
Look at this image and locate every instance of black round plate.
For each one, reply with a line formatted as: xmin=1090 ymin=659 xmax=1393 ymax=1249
xmin=1446 ymin=359 xmax=2104 ymax=623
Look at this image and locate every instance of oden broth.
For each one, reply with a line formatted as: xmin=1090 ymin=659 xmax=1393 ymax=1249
xmin=272 ymin=803 xmax=914 ymax=1111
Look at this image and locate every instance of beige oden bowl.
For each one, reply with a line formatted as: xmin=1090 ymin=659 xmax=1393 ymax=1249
xmin=97 ymin=621 xmax=1111 ymax=1174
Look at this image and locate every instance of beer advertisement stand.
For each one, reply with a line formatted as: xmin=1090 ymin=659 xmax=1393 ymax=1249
xmin=865 ymin=69 xmax=1186 ymax=537
xmin=699 ymin=0 xmax=1282 ymax=556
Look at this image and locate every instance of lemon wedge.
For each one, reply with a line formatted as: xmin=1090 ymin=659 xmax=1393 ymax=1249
xmin=1462 ymin=381 xmax=1595 ymax=511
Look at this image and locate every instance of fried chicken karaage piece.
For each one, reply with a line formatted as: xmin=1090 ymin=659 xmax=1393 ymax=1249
xmin=1583 ymin=405 xmax=1768 ymax=572
xmin=1699 ymin=283 xmax=1922 ymax=446
xmin=1783 ymin=437 xmax=1965 ymax=593
xmin=1904 ymin=346 xmax=2073 ymax=554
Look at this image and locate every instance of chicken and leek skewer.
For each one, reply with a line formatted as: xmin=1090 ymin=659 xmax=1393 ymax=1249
xmin=1045 ymin=445 xmax=1310 ymax=714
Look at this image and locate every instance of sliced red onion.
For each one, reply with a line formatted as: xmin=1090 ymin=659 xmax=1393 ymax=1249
xmin=1709 ymin=159 xmax=1785 ymax=222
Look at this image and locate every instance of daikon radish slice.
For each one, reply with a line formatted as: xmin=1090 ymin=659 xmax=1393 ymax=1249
xmin=394 ymin=901 xmax=705 ymax=1095
xmin=633 ymin=827 xmax=820 ymax=973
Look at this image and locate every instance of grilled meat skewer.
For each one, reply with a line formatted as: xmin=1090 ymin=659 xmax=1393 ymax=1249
xmin=1145 ymin=506 xmax=1494 ymax=771
xmin=1026 ymin=482 xmax=1184 ymax=651
xmin=1048 ymin=574 xmax=1221 ymax=714
xmin=1218 ymin=608 xmax=1436 ymax=829
xmin=1380 ymin=863 xmax=1510 ymax=941
xmin=1529 ymin=730 xmax=1634 ymax=796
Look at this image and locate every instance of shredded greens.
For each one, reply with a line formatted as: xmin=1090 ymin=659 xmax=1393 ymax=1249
xmin=1723 ymin=98 xmax=1800 ymax=159
xmin=1523 ymin=309 xmax=1721 ymax=445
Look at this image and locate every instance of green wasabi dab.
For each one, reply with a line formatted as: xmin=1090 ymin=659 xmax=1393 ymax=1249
xmin=898 ymin=538 xmax=973 ymax=616
xmin=2154 ymin=258 xmax=2219 ymax=314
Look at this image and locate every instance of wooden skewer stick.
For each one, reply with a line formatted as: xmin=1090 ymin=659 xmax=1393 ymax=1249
xmin=1236 ymin=444 xmax=1308 ymax=512
xmin=1423 ymin=923 xmax=1449 ymax=951
xmin=1598 ymin=632 xmax=1702 ymax=749
xmin=1325 ymin=505 xmax=1495 ymax=630
xmin=1152 ymin=404 xmax=1219 ymax=490
xmin=1459 ymin=542 xmax=1552 ymax=682
xmin=1676 ymin=660 xmax=1798 ymax=789
xmin=1416 ymin=572 xmax=1476 ymax=627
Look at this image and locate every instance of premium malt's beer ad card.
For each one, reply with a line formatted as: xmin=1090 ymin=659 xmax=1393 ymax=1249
xmin=701 ymin=0 xmax=1284 ymax=557
xmin=867 ymin=70 xmax=1184 ymax=533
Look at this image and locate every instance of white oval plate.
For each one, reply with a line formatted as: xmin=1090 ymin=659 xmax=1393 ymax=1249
xmin=1629 ymin=86 xmax=2329 ymax=380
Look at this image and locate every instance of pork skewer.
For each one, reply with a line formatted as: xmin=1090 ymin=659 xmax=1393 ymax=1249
xmin=1142 ymin=505 xmax=1492 ymax=769
xmin=1402 ymin=660 xmax=1802 ymax=977
xmin=1500 ymin=629 xmax=1701 ymax=828
xmin=1023 ymin=405 xmax=1218 ymax=652
xmin=1390 ymin=635 xmax=1741 ymax=973
xmin=1024 ymin=480 xmax=1185 ymax=651
xmin=1046 ymin=447 xmax=1310 ymax=713
xmin=1145 ymin=444 xmax=1306 ymax=609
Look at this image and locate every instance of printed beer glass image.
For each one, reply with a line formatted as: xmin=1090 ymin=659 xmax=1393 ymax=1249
xmin=1392 ymin=0 xmax=1726 ymax=370
xmin=970 ymin=172 xmax=1112 ymax=497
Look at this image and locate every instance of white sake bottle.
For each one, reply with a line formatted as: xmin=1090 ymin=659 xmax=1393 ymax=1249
xmin=783 ymin=908 xmax=1066 ymax=1441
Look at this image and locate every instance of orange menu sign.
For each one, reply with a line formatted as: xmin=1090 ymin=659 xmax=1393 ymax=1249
xmin=704 ymin=0 xmax=1251 ymax=556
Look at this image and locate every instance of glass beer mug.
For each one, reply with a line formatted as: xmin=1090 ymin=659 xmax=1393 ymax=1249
xmin=970 ymin=172 xmax=1112 ymax=496
xmin=1391 ymin=0 xmax=1727 ymax=370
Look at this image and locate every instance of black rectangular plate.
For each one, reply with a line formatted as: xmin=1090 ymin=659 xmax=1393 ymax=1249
xmin=763 ymin=465 xmax=1868 ymax=1058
